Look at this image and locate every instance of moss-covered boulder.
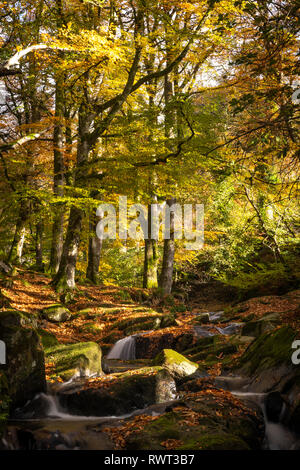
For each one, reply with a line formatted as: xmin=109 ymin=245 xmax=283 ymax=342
xmin=236 ymin=326 xmax=300 ymax=398
xmin=241 ymin=313 xmax=281 ymax=337
xmin=120 ymin=388 xmax=264 ymax=450
xmin=41 ymin=304 xmax=71 ymax=323
xmin=153 ymin=349 xmax=198 ymax=379
xmin=58 ymin=367 xmax=176 ymax=416
xmin=45 ymin=342 xmax=102 ymax=381
xmin=0 ymin=310 xmax=46 ymax=409
xmin=238 ymin=326 xmax=297 ymax=375
xmin=37 ymin=328 xmax=59 ymax=349
xmin=183 ymin=335 xmax=239 ymax=368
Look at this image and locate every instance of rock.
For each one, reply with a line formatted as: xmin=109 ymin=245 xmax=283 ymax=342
xmin=265 ymin=392 xmax=286 ymax=423
xmin=37 ymin=328 xmax=59 ymax=349
xmin=124 ymin=387 xmax=264 ymax=450
xmin=241 ymin=313 xmax=281 ymax=337
xmin=194 ymin=313 xmax=210 ymax=324
xmin=58 ymin=367 xmax=176 ymax=416
xmin=45 ymin=342 xmax=102 ymax=381
xmin=160 ymin=314 xmax=177 ymax=328
xmin=135 ymin=332 xmax=194 ymax=359
xmin=0 ymin=261 xmax=12 ymax=275
xmin=237 ymin=326 xmax=297 ymax=378
xmin=153 ymin=349 xmax=198 ymax=379
xmin=0 ymin=310 xmax=46 ymax=409
xmin=41 ymin=304 xmax=71 ymax=323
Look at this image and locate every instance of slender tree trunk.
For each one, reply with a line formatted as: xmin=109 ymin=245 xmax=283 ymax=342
xmin=35 ymin=220 xmax=44 ymax=271
xmin=143 ymin=202 xmax=158 ymax=288
xmin=53 ymin=98 xmax=92 ymax=292
xmin=7 ymin=200 xmax=30 ymax=264
xmin=159 ymin=197 xmax=176 ymax=295
xmin=159 ymin=35 xmax=176 ymax=296
xmin=49 ymin=72 xmax=65 ymax=274
xmin=86 ymin=210 xmax=103 ymax=284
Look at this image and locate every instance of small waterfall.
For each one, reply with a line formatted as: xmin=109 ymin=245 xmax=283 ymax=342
xmin=107 ymin=335 xmax=136 ymax=360
xmin=232 ymin=391 xmax=298 ymax=450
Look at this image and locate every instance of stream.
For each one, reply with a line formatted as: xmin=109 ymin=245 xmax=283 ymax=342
xmin=2 ymin=310 xmax=299 ymax=450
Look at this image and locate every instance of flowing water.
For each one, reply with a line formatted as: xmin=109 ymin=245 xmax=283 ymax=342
xmin=231 ymin=391 xmax=299 ymax=450
xmin=107 ymin=335 xmax=137 ymax=360
xmin=2 ymin=310 xmax=299 ymax=450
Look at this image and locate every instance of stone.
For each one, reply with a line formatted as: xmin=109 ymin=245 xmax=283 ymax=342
xmin=194 ymin=313 xmax=210 ymax=324
xmin=45 ymin=342 xmax=102 ymax=381
xmin=58 ymin=367 xmax=176 ymax=416
xmin=153 ymin=349 xmax=198 ymax=379
xmin=241 ymin=313 xmax=281 ymax=337
xmin=124 ymin=388 xmax=264 ymax=450
xmin=41 ymin=304 xmax=71 ymax=323
xmin=0 ymin=310 xmax=46 ymax=409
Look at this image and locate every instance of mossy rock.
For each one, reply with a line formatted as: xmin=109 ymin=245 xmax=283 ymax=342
xmin=0 ymin=311 xmax=46 ymax=409
xmin=78 ymin=323 xmax=103 ymax=335
xmin=241 ymin=313 xmax=281 ymax=337
xmin=184 ymin=336 xmax=238 ymax=365
xmin=37 ymin=328 xmax=59 ymax=349
xmin=41 ymin=304 xmax=71 ymax=323
xmin=0 ymin=309 xmax=38 ymax=329
xmin=153 ymin=349 xmax=198 ymax=378
xmin=46 ymin=342 xmax=102 ymax=381
xmin=125 ymin=390 xmax=264 ymax=450
xmin=238 ymin=326 xmax=298 ymax=375
xmin=58 ymin=366 xmax=176 ymax=416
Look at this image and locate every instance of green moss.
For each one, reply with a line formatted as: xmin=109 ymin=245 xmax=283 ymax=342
xmin=46 ymin=342 xmax=102 ymax=380
xmin=78 ymin=323 xmax=103 ymax=334
xmin=37 ymin=328 xmax=59 ymax=349
xmin=153 ymin=349 xmax=198 ymax=377
xmin=178 ymin=433 xmax=250 ymax=450
xmin=238 ymin=326 xmax=298 ymax=374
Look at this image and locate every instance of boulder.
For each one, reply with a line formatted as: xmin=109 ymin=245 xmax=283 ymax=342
xmin=58 ymin=367 xmax=176 ymax=416
xmin=153 ymin=349 xmax=198 ymax=379
xmin=123 ymin=388 xmax=264 ymax=450
xmin=194 ymin=313 xmax=210 ymax=325
xmin=0 ymin=310 xmax=46 ymax=409
xmin=45 ymin=342 xmax=102 ymax=381
xmin=41 ymin=304 xmax=71 ymax=323
xmin=135 ymin=332 xmax=194 ymax=359
xmin=241 ymin=313 xmax=281 ymax=337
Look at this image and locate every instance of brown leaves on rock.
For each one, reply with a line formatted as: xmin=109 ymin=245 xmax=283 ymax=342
xmin=103 ymin=414 xmax=158 ymax=449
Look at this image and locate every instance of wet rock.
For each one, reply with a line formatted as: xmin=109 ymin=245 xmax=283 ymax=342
xmin=265 ymin=391 xmax=285 ymax=423
xmin=58 ymin=367 xmax=176 ymax=416
xmin=41 ymin=304 xmax=71 ymax=323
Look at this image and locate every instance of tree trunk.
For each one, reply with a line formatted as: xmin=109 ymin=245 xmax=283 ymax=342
xmin=35 ymin=220 xmax=44 ymax=271
xmin=159 ymin=198 xmax=176 ymax=295
xmin=143 ymin=202 xmax=158 ymax=288
xmin=86 ymin=211 xmax=103 ymax=284
xmin=52 ymin=98 xmax=92 ymax=291
xmin=49 ymin=72 xmax=65 ymax=274
xmin=7 ymin=200 xmax=30 ymax=264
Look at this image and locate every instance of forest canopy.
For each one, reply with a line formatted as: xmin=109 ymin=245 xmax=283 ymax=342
xmin=0 ymin=0 xmax=299 ymax=297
